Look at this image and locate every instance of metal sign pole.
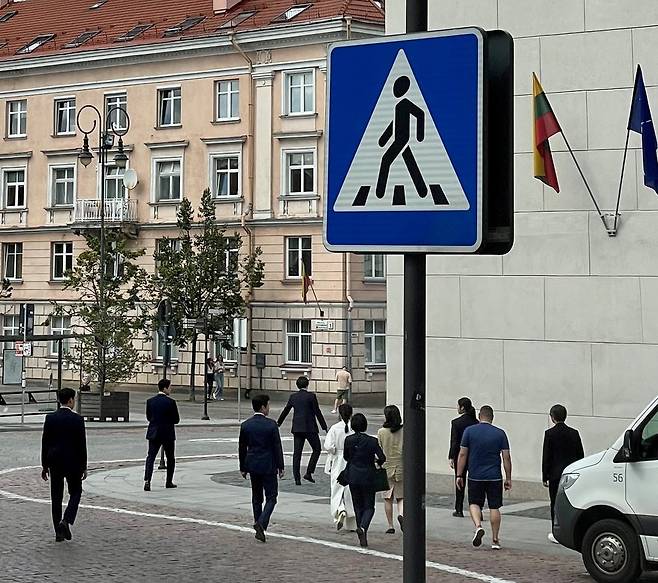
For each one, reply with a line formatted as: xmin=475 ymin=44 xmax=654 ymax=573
xmin=404 ymin=8 xmax=428 ymax=583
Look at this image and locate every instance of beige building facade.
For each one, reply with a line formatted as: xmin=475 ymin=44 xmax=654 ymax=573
xmin=0 ymin=0 xmax=386 ymax=402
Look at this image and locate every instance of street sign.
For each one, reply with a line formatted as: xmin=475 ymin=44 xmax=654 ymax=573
xmin=324 ymin=29 xmax=513 ymax=254
xmin=182 ymin=318 xmax=196 ymax=330
xmin=22 ymin=342 xmax=32 ymax=357
xmin=313 ymin=319 xmax=335 ymax=331
xmin=14 ymin=341 xmax=23 ymax=356
xmin=233 ymin=318 xmax=247 ymax=349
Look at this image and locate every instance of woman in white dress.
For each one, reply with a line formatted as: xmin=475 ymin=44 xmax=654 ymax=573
xmin=324 ymin=403 xmax=357 ymax=531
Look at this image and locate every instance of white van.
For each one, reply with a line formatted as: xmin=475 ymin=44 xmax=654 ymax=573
xmin=554 ymin=396 xmax=658 ymax=583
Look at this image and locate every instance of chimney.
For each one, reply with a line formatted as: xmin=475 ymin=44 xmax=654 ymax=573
xmin=213 ymin=0 xmax=242 ymax=14
xmin=0 ymin=0 xmax=13 ymax=9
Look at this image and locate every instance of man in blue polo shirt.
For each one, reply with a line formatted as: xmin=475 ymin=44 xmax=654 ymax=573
xmin=456 ymin=405 xmax=512 ymax=550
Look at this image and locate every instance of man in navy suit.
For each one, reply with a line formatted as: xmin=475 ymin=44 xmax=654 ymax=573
xmin=277 ymin=376 xmax=327 ymax=485
xmin=41 ymin=388 xmax=87 ymax=542
xmin=239 ymin=394 xmax=285 ymax=543
xmin=143 ymin=379 xmax=180 ymax=491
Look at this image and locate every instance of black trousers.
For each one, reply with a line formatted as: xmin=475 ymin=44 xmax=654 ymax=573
xmin=50 ymin=469 xmax=83 ymax=530
xmin=350 ymin=483 xmax=376 ymax=532
xmin=292 ymin=432 xmax=321 ymax=482
xmin=144 ymin=439 xmax=175 ymax=484
xmin=549 ymin=478 xmax=560 ymax=526
xmin=454 ymin=467 xmax=467 ymax=512
xmin=250 ymin=473 xmax=278 ymax=530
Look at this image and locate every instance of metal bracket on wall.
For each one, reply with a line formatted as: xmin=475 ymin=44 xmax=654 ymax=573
xmin=602 ymin=212 xmax=619 ymax=237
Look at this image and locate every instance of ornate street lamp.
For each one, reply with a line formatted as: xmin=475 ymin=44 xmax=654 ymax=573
xmin=76 ymin=104 xmax=131 ymax=405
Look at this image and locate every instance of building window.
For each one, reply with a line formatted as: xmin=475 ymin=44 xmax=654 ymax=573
xmin=224 ymin=238 xmax=239 ymax=272
xmin=285 ymin=151 xmax=315 ymax=195
xmin=7 ymin=100 xmax=27 ymax=137
xmin=155 ymin=238 xmax=181 ymax=274
xmin=3 ymin=169 xmax=26 ymax=208
xmin=286 ymin=319 xmax=312 ymax=364
xmin=155 ymin=332 xmax=179 ymax=361
xmin=216 ymin=80 xmax=239 ymax=120
xmin=54 ymin=98 xmax=76 ymax=135
xmin=365 ymin=320 xmax=386 ymax=365
xmin=364 ymin=254 xmax=385 ymax=280
xmin=212 ymin=155 xmax=240 ymax=197
xmin=285 ymin=70 xmax=314 ymax=115
xmin=52 ymin=242 xmax=73 ymax=280
xmin=51 ymin=166 xmax=75 ymax=206
xmin=105 ymin=166 xmax=126 ymax=200
xmin=2 ymin=242 xmax=22 ymax=280
xmin=158 ymin=87 xmax=181 ymax=127
xmin=50 ymin=315 xmax=71 ymax=355
xmin=214 ymin=341 xmax=236 ymax=362
xmin=3 ymin=314 xmax=19 ymax=348
xmin=155 ymin=160 xmax=182 ymax=201
xmin=286 ymin=236 xmax=311 ymax=278
xmin=105 ymin=93 xmax=127 ymax=131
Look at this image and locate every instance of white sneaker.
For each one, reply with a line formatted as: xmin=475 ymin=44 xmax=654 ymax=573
xmin=491 ymin=541 xmax=501 ymax=550
xmin=331 ymin=410 xmax=337 ymax=414
xmin=472 ymin=527 xmax=485 ymax=547
xmin=548 ymin=532 xmax=558 ymax=544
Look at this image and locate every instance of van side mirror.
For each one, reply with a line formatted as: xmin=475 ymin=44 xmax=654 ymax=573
xmin=621 ymin=429 xmax=635 ymax=462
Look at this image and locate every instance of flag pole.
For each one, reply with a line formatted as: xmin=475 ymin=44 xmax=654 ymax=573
xmin=560 ymin=131 xmax=610 ymax=233
xmin=613 ymin=128 xmax=631 ymax=233
xmin=309 ymin=281 xmax=325 ymax=318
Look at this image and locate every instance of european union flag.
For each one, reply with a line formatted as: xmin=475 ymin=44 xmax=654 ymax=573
xmin=628 ymin=65 xmax=658 ymax=193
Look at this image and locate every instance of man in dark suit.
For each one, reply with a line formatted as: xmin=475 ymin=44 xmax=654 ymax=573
xmin=143 ymin=379 xmax=180 ymax=491
xmin=448 ymin=397 xmax=479 ymax=517
xmin=239 ymin=394 xmax=284 ymax=543
xmin=277 ymin=375 xmax=327 ymax=485
xmin=41 ymin=388 xmax=87 ymax=542
xmin=542 ymin=404 xmax=584 ymax=543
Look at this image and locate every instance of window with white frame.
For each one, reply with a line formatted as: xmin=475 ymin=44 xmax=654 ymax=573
xmin=3 ymin=169 xmax=26 ymax=208
xmin=50 ymin=315 xmax=71 ymax=355
xmin=214 ymin=341 xmax=236 ymax=362
xmin=216 ymin=80 xmax=239 ymax=120
xmin=286 ymin=236 xmax=311 ymax=278
xmin=105 ymin=166 xmax=126 ymax=200
xmin=285 ymin=151 xmax=314 ymax=195
xmin=155 ymin=160 xmax=182 ymax=201
xmin=364 ymin=254 xmax=385 ymax=280
xmin=52 ymin=242 xmax=73 ymax=280
xmin=3 ymin=242 xmax=23 ymax=280
xmin=155 ymin=238 xmax=181 ymax=274
xmin=285 ymin=319 xmax=312 ymax=364
xmin=155 ymin=332 xmax=179 ymax=361
xmin=7 ymin=99 xmax=27 ymax=137
xmin=3 ymin=314 xmax=19 ymax=348
xmin=223 ymin=238 xmax=239 ymax=272
xmin=105 ymin=93 xmax=128 ymax=131
xmin=365 ymin=320 xmax=386 ymax=365
xmin=212 ymin=155 xmax=240 ymax=197
xmin=51 ymin=166 xmax=75 ymax=206
xmin=158 ymin=87 xmax=181 ymax=127
xmin=285 ymin=70 xmax=314 ymax=115
xmin=54 ymin=98 xmax=76 ymax=135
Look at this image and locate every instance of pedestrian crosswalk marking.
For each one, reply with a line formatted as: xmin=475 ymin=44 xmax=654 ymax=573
xmin=333 ymin=49 xmax=470 ymax=213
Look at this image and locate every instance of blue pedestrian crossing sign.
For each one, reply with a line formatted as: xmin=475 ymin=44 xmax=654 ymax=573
xmin=324 ymin=29 xmax=493 ymax=253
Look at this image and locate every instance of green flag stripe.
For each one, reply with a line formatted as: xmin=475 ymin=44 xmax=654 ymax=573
xmin=534 ymin=91 xmax=554 ymax=119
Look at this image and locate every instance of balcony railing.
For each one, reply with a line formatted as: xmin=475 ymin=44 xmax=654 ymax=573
xmin=73 ymin=199 xmax=138 ymax=224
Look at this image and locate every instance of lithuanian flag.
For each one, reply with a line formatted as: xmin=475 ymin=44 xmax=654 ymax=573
xmin=301 ymin=262 xmax=311 ymax=304
xmin=533 ymin=73 xmax=561 ymax=193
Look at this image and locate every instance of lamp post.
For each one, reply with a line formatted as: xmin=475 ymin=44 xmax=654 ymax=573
xmin=76 ymin=104 xmax=130 ymax=405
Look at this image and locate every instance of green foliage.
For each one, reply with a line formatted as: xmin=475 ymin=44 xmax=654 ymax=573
xmin=0 ymin=278 xmax=12 ymax=299
xmin=52 ymin=231 xmax=150 ymax=386
xmin=153 ymin=188 xmax=265 ymax=348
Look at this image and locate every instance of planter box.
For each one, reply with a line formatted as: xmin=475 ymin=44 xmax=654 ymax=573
xmin=79 ymin=391 xmax=130 ymax=422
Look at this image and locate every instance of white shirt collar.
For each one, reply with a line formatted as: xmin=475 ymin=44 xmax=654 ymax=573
xmin=60 ymin=405 xmax=73 ymax=411
xmin=254 ymin=412 xmax=265 ymax=416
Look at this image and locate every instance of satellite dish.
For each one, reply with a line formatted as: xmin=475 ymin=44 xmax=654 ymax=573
xmin=123 ymin=168 xmax=138 ymax=190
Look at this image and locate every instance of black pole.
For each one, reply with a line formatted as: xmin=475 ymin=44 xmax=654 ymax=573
xmin=202 ymin=329 xmax=210 ymax=420
xmin=404 ymin=8 xmax=428 ymax=583
xmin=57 ymin=339 xmax=63 ymax=392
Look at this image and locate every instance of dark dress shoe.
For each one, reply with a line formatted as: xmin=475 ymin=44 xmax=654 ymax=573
xmin=303 ymin=474 xmax=315 ymax=483
xmin=452 ymin=511 xmax=464 ymax=518
xmin=165 ymin=483 xmax=178 ymax=488
xmin=294 ymin=479 xmax=302 ymax=486
xmin=144 ymin=481 xmax=151 ymax=491
xmin=59 ymin=521 xmax=72 ymax=541
xmin=397 ymin=515 xmax=404 ymax=532
xmin=356 ymin=527 xmax=368 ymax=548
xmin=254 ymin=523 xmax=266 ymax=543
xmin=55 ymin=524 xmax=65 ymax=542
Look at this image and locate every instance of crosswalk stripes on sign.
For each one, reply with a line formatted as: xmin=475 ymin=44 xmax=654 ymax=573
xmin=333 ymin=49 xmax=470 ymax=213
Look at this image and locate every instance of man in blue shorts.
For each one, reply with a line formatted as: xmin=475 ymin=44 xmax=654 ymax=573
xmin=456 ymin=405 xmax=512 ymax=550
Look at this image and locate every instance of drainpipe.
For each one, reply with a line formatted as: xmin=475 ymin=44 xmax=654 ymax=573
xmin=231 ymin=32 xmax=255 ymax=396
xmin=345 ymin=16 xmax=353 ymax=40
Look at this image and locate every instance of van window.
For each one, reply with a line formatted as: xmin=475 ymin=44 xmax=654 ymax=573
xmin=639 ymin=408 xmax=658 ymax=461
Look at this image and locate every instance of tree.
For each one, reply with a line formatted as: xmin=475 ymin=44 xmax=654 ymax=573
xmin=154 ymin=189 xmax=264 ymax=400
xmin=51 ymin=231 xmax=150 ymax=390
xmin=0 ymin=278 xmax=12 ymax=299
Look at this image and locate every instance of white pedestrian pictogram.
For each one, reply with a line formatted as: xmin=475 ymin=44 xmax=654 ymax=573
xmin=333 ymin=49 xmax=470 ymax=212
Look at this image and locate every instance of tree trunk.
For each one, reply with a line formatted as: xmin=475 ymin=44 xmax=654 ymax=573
xmin=189 ymin=332 xmax=197 ymax=401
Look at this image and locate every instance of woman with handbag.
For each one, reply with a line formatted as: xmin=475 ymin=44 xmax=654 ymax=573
xmin=324 ymin=404 xmax=356 ymax=531
xmin=343 ymin=413 xmax=386 ymax=548
xmin=377 ymin=405 xmax=404 ymax=534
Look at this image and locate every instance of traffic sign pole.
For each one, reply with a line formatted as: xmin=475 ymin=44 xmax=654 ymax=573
xmin=404 ymin=7 xmax=428 ymax=583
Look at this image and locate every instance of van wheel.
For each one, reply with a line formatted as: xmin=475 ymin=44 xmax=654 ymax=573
xmin=582 ymin=519 xmax=642 ymax=583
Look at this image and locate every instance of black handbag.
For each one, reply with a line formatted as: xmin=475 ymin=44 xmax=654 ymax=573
xmin=373 ymin=467 xmax=390 ymax=492
xmin=337 ymin=469 xmax=349 ymax=486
